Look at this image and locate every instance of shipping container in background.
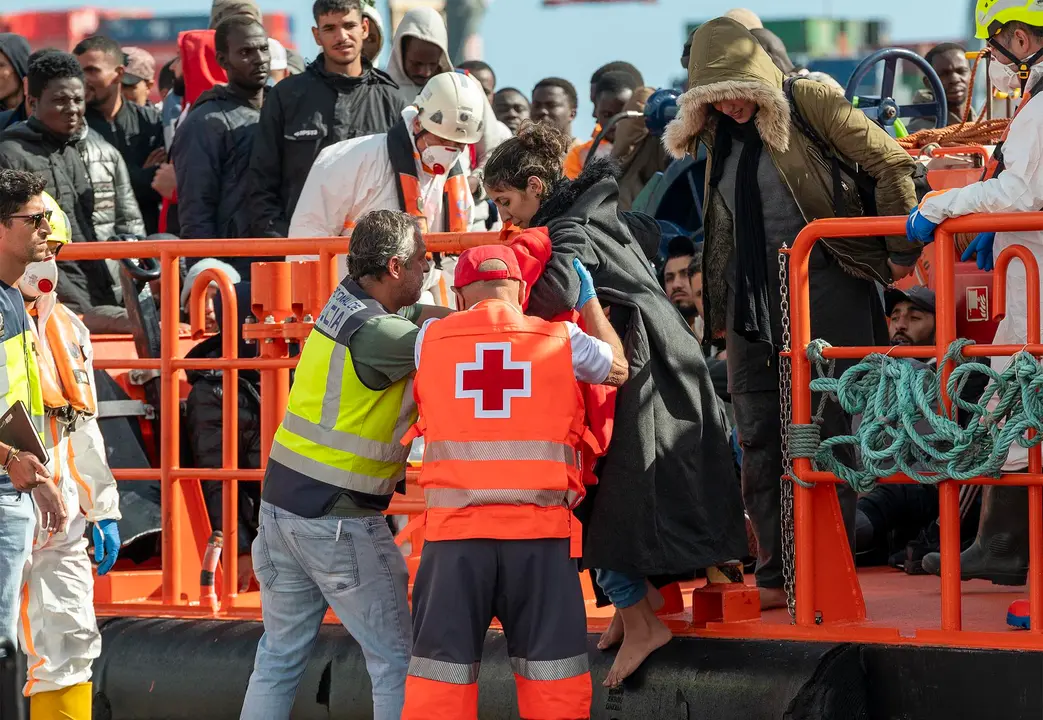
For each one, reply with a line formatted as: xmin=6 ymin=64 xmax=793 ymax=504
xmin=0 ymin=8 xmax=294 ymax=103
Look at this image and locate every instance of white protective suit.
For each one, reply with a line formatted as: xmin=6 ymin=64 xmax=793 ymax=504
xmin=287 ymin=106 xmax=474 ymax=306
xmin=919 ymin=64 xmax=1043 ymax=471
xmin=384 ymin=7 xmax=511 ymax=171
xmin=19 ymin=292 xmax=120 ymax=696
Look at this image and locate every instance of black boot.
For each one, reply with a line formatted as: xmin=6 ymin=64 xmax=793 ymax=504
xmin=921 ymin=485 xmax=1028 ymax=585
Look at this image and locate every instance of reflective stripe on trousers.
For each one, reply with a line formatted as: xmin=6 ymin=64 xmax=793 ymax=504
xmin=509 ymin=654 xmax=588 ymax=681
xmin=407 ymin=657 xmax=480 ymax=685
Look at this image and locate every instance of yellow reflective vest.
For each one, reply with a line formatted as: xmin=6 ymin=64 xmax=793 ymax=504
xmin=265 ymin=280 xmax=415 ymax=514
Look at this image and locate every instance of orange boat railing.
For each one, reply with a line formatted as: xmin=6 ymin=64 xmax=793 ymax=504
xmin=62 ymin=219 xmax=1043 ymax=649
xmin=783 ymin=212 xmax=1043 ymax=648
xmin=60 ymin=234 xmax=504 ymax=617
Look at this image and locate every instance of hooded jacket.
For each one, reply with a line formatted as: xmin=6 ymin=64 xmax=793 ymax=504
xmin=185 ymin=282 xmax=262 ymax=556
xmin=172 ymin=84 xmax=265 ymax=267
xmin=514 ymin=158 xmax=747 ymax=576
xmin=663 ymin=18 xmax=921 ymax=344
xmin=246 ymin=54 xmax=405 ymax=238
xmin=385 ymin=7 xmax=510 ymax=169
xmin=0 ymin=34 xmax=29 ymax=130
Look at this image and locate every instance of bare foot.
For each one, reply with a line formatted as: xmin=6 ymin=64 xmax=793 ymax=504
xmin=759 ymin=587 xmax=788 ymax=611
xmin=599 ymin=583 xmax=662 ymax=650
xmin=598 ymin=610 xmax=623 ymax=650
xmin=603 ymin=598 xmax=673 ymax=687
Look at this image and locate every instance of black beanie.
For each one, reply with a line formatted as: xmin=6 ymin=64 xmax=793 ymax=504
xmin=0 ymin=34 xmax=30 ymax=83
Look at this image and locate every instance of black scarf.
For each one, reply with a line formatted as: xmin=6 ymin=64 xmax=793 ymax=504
xmin=709 ymin=114 xmax=773 ymax=346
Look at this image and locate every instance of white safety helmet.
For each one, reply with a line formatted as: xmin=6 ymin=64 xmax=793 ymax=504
xmin=415 ymin=71 xmax=485 ymax=145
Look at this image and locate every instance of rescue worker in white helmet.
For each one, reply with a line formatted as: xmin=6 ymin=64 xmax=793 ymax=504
xmin=906 ymin=0 xmax=1043 ymax=589
xmin=17 ymin=191 xmax=121 ymax=719
xmin=288 ymin=70 xmax=485 ymax=308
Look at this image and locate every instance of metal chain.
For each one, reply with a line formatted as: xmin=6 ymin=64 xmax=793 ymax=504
xmin=777 ymin=244 xmax=797 ymax=622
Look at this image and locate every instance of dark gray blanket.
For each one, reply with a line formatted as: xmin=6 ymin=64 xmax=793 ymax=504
xmin=526 ymin=161 xmax=747 ymax=576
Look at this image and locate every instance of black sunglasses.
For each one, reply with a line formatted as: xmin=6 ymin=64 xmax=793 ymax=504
xmin=10 ymin=210 xmax=53 ymax=230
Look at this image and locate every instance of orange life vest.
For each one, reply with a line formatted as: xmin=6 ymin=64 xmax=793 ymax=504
xmin=29 ymin=305 xmax=95 ymax=417
xmin=387 ymin=119 xmax=470 ymax=234
xmin=408 ymin=299 xmax=588 ymax=544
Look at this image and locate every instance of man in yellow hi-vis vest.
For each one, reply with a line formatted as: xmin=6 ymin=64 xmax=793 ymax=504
xmin=242 ymin=209 xmax=451 ymax=720
xmin=0 ymin=170 xmax=60 ymax=687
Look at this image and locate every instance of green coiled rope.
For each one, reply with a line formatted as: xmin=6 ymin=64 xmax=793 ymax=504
xmin=786 ymin=338 xmax=1043 ymax=493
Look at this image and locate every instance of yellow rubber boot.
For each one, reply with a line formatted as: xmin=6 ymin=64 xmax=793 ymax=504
xmin=30 ymin=682 xmax=92 ymax=719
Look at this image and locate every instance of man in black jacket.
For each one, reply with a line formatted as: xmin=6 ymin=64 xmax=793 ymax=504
xmin=173 ymin=16 xmax=271 ymax=275
xmin=74 ymin=35 xmax=166 ymax=235
xmin=0 ymin=52 xmax=133 ymax=332
xmin=0 ymin=34 xmax=30 ymax=131
xmin=246 ymin=0 xmax=404 ymax=238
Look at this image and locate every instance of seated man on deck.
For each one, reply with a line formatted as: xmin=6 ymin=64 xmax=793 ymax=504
xmin=854 ymin=287 xmax=986 ymax=574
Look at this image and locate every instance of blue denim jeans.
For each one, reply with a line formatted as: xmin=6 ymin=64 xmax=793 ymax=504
xmin=241 ymin=501 xmax=412 ymax=720
xmin=0 ymin=482 xmax=34 ymax=649
xmin=594 ymin=569 xmax=647 ymax=609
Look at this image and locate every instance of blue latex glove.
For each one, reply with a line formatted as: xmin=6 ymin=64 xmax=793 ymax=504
xmin=961 ymin=232 xmax=996 ymax=271
xmin=92 ymin=519 xmax=121 ymax=575
xmin=573 ymin=258 xmax=597 ymax=309
xmin=906 ymin=206 xmax=939 ymax=244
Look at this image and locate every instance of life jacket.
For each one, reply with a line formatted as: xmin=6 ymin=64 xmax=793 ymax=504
xmin=508 ymin=226 xmax=614 ymax=487
xmin=386 ymin=119 xmax=470 ymax=234
xmin=406 ymin=299 xmax=589 ymax=550
xmin=983 ymin=75 xmax=1043 ymax=181
xmin=29 ymin=304 xmax=95 ymax=418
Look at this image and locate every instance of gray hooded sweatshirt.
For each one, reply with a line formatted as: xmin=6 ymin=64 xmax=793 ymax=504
xmin=384 ymin=7 xmax=509 ymax=168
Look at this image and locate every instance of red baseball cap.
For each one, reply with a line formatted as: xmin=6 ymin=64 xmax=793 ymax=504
xmin=454 ymin=245 xmax=523 ymax=288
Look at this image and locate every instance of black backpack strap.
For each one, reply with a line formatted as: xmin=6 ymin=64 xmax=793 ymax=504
xmin=784 ymin=76 xmax=882 ymax=215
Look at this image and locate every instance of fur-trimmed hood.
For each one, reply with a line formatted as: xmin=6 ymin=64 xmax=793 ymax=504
xmin=663 ymin=17 xmax=790 ymax=158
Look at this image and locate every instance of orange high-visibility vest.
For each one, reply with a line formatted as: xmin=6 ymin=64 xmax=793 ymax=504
xmin=29 ymin=305 xmax=95 ymax=416
xmin=409 ymin=299 xmax=587 ymax=542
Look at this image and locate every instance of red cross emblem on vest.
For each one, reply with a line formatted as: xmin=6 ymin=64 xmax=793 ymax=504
xmin=456 ymin=342 xmax=532 ymax=419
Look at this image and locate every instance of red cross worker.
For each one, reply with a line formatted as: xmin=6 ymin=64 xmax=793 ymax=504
xmin=400 ymin=244 xmax=628 ymax=720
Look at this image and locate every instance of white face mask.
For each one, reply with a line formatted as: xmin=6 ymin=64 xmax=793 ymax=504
xmin=989 ymin=59 xmax=1023 ymax=92
xmin=421 ymin=144 xmax=463 ymax=175
xmin=19 ymin=258 xmax=58 ymax=298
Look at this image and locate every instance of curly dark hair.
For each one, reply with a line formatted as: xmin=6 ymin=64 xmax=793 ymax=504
xmin=27 ymin=51 xmax=85 ymax=99
xmin=0 ymin=170 xmax=47 ymax=226
xmin=532 ymin=77 xmax=577 ymax=110
xmin=482 ymin=120 xmax=571 ymax=192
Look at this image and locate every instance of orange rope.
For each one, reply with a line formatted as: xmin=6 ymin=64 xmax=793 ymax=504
xmin=898 ymin=49 xmax=1012 ymax=150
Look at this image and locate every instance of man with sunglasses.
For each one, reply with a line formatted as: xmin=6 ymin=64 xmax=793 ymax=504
xmin=0 ymin=169 xmax=60 ymax=688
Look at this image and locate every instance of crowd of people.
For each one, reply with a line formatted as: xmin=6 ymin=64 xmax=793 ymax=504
xmin=1 ymin=0 xmax=1043 ymax=717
